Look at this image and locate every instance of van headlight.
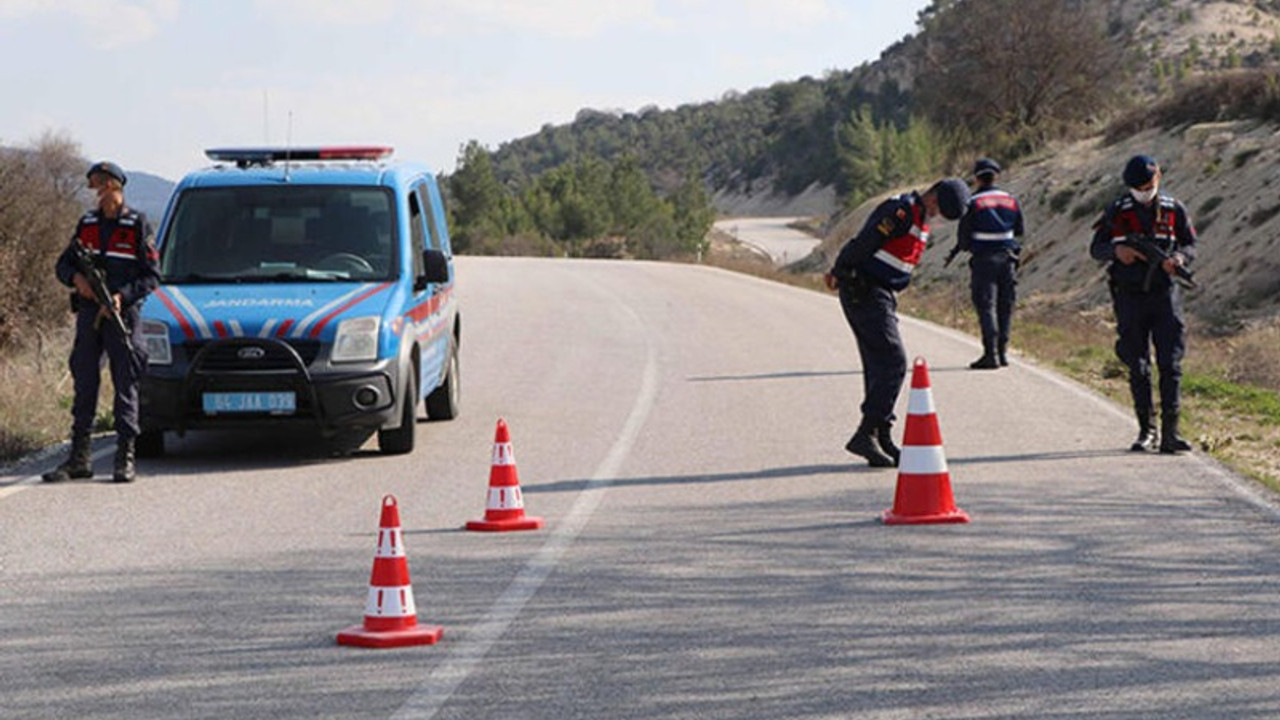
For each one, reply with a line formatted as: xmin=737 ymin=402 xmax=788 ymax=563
xmin=332 ymin=316 xmax=380 ymax=363
xmin=140 ymin=320 xmax=172 ymax=365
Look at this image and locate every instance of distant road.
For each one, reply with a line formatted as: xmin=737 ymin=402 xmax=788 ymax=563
xmin=714 ymin=216 xmax=822 ymax=265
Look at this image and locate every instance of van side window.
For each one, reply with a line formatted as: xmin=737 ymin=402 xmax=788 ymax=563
xmin=417 ymin=186 xmax=441 ymax=251
xmin=408 ymin=186 xmax=427 ymax=279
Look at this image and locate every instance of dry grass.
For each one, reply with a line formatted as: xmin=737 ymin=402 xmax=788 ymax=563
xmin=0 ymin=327 xmax=115 ymax=464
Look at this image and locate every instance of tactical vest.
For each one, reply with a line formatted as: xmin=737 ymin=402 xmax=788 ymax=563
xmin=968 ymin=187 xmax=1020 ymax=252
xmin=866 ymin=195 xmax=928 ymax=291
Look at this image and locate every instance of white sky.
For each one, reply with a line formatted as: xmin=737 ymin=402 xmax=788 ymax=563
xmin=0 ymin=0 xmax=929 ymax=181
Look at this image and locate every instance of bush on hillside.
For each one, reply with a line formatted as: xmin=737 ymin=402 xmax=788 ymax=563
xmin=1105 ymin=69 xmax=1280 ymax=142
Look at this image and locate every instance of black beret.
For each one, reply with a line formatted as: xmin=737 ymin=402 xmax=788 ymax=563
xmin=1123 ymin=155 xmax=1158 ymax=188
xmin=87 ymin=161 xmax=127 ymax=186
xmin=973 ymin=157 xmax=1001 ymax=177
xmin=930 ymin=177 xmax=971 ymax=220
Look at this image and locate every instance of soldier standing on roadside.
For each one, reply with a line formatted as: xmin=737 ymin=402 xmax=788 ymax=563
xmin=954 ymin=158 xmax=1024 ymax=369
xmin=824 ymin=178 xmax=970 ymax=467
xmin=1090 ymin=155 xmax=1197 ymax=454
xmin=43 ymin=161 xmax=159 ymax=484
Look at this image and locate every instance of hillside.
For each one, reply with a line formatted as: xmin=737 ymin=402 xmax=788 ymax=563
xmin=811 ymin=118 xmax=1280 ymax=325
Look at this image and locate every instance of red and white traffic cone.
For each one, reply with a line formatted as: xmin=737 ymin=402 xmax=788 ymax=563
xmin=466 ymin=418 xmax=544 ymax=532
xmin=882 ymin=357 xmax=970 ymax=525
xmin=337 ymin=495 xmax=444 ymax=648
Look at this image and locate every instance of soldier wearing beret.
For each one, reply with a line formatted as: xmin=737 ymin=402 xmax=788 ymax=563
xmin=954 ymin=157 xmax=1024 ymax=369
xmin=43 ymin=161 xmax=160 ymax=483
xmin=1090 ymin=155 xmax=1197 ymax=454
xmin=824 ymin=178 xmax=970 ymax=467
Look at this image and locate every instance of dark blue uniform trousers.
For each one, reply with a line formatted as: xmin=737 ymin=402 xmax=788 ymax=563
xmin=1111 ymin=285 xmax=1185 ymax=422
xmin=970 ymin=250 xmax=1017 ymax=352
xmin=838 ymin=281 xmax=906 ymax=425
xmin=69 ymin=304 xmax=143 ymax=439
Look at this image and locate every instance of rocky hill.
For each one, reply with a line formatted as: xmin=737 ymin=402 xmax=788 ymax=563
xmin=811 ymin=118 xmax=1280 ymax=326
xmin=796 ymin=0 xmax=1280 ymax=326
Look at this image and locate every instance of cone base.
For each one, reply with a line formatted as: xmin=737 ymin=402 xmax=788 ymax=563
xmin=336 ymin=623 xmax=444 ymax=648
xmin=465 ymin=515 xmax=544 ymax=532
xmin=881 ymin=508 xmax=970 ymax=525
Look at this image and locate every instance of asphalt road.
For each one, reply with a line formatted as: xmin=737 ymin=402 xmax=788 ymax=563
xmin=713 ymin=217 xmax=821 ymax=265
xmin=4 ymin=256 xmax=1280 ymax=719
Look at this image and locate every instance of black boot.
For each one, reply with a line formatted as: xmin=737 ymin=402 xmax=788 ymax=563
xmin=113 ymin=437 xmax=137 ymax=483
xmin=1160 ymin=413 xmax=1192 ymax=454
xmin=969 ymin=342 xmax=1000 ymax=370
xmin=846 ymin=420 xmax=894 ymax=468
xmin=997 ymin=342 xmax=1009 ymax=367
xmin=875 ymin=422 xmax=901 ymax=466
xmin=42 ymin=434 xmax=93 ymax=483
xmin=1130 ymin=409 xmax=1157 ymax=452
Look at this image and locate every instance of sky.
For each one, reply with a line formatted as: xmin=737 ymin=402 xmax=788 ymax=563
xmin=0 ymin=0 xmax=930 ymax=182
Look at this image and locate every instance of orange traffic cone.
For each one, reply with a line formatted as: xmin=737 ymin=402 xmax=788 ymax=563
xmin=882 ymin=357 xmax=970 ymax=525
xmin=466 ymin=418 xmax=544 ymax=532
xmin=337 ymin=495 xmax=444 ymax=648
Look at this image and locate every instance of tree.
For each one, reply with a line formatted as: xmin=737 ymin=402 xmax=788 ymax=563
xmin=0 ymin=131 xmax=86 ymax=351
xmin=914 ymin=0 xmax=1127 ymax=156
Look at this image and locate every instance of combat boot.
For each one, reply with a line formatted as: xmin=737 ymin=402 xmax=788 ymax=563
xmin=42 ymin=434 xmax=93 ymax=483
xmin=1130 ymin=410 xmax=1157 ymax=452
xmin=969 ymin=342 xmax=1000 ymax=370
xmin=1160 ymin=414 xmax=1192 ymax=454
xmin=113 ymin=437 xmax=137 ymax=483
xmin=875 ymin=422 xmax=901 ymax=467
xmin=846 ymin=420 xmax=895 ymax=468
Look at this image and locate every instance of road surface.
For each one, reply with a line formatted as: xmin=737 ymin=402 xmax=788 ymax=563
xmin=3 ymin=256 xmax=1280 ymax=719
xmin=714 ymin=217 xmax=822 ymax=265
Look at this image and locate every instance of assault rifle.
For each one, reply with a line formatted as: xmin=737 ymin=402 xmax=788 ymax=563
xmin=943 ymin=245 xmax=961 ymax=268
xmin=70 ymin=243 xmax=144 ymax=372
xmin=1118 ymin=235 xmax=1196 ymax=292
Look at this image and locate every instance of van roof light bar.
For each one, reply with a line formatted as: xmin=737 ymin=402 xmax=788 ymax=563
xmin=204 ymin=146 xmax=395 ymax=168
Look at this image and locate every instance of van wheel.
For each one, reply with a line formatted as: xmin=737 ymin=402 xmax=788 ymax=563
xmin=425 ymin=341 xmax=460 ymax=421
xmin=136 ymin=430 xmax=165 ymax=458
xmin=378 ymin=372 xmax=417 ymax=455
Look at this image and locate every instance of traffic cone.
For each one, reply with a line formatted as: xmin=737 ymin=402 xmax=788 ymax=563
xmin=466 ymin=418 xmax=544 ymax=532
xmin=882 ymin=357 xmax=970 ymax=525
xmin=337 ymin=495 xmax=444 ymax=648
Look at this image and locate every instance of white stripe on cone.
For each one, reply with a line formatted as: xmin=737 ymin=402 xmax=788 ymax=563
xmin=899 ymin=446 xmax=948 ymax=475
xmin=364 ymin=584 xmax=417 ymax=618
xmin=907 ymin=387 xmax=935 ymax=415
xmin=486 ymin=486 xmax=525 ymax=510
xmin=374 ymin=528 xmax=405 ymax=558
xmin=492 ymin=441 xmax=515 ymax=466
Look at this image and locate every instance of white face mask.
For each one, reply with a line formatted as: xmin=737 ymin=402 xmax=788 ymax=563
xmin=1130 ymin=186 xmax=1158 ymax=204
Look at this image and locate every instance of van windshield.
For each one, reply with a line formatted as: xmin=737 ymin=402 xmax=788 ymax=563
xmin=159 ymin=186 xmax=396 ymax=283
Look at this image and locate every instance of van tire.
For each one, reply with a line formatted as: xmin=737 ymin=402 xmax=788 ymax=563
xmin=378 ymin=372 xmax=417 ymax=455
xmin=136 ymin=430 xmax=165 ymax=458
xmin=425 ymin=340 xmax=460 ymax=421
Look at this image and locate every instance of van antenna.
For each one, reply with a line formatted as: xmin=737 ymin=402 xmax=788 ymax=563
xmin=284 ymin=110 xmax=293 ymax=182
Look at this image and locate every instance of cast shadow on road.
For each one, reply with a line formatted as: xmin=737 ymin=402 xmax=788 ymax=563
xmin=687 ymin=364 xmax=989 ymax=384
xmin=524 ymin=463 xmax=861 ymax=495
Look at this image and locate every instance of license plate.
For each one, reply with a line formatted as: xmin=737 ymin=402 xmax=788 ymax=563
xmin=203 ymin=391 xmax=296 ymax=415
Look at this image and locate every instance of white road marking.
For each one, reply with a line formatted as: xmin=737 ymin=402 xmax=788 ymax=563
xmin=391 ymin=301 xmax=660 ymax=720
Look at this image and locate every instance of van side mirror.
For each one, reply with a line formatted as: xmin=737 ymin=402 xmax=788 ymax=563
xmin=419 ymin=249 xmax=450 ymax=289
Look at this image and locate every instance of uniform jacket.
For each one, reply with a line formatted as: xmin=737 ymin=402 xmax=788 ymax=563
xmin=957 ymin=184 xmax=1023 ymax=254
xmin=56 ymin=207 xmax=161 ymax=309
xmin=831 ymin=192 xmax=929 ymax=292
xmin=1090 ymin=193 xmax=1197 ymax=292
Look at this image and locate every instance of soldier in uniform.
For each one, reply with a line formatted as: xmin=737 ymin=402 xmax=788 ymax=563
xmin=43 ymin=161 xmax=160 ymax=483
xmin=954 ymin=158 xmax=1024 ymax=369
xmin=1090 ymin=155 xmax=1197 ymax=454
xmin=824 ymin=178 xmax=970 ymax=467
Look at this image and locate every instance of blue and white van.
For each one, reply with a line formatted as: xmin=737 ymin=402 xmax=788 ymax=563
xmin=137 ymin=146 xmax=460 ymax=456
